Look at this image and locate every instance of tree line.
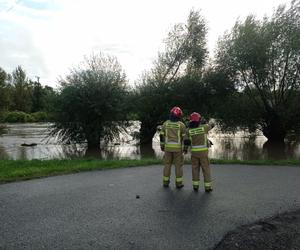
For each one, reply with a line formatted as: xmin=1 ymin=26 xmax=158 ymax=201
xmin=0 ymin=66 xmax=56 ymax=122
xmin=1 ymin=1 xmax=299 ymax=147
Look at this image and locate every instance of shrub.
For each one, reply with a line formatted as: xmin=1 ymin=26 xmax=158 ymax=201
xmin=3 ymin=111 xmax=29 ymax=122
xmin=31 ymin=112 xmax=48 ymax=122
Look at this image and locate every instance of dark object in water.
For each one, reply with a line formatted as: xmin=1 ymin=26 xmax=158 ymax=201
xmin=21 ymin=143 xmax=37 ymax=147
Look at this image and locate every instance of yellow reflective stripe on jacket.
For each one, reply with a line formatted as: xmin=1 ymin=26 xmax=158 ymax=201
xmin=189 ymin=127 xmax=205 ymax=135
xmin=189 ymin=125 xmax=207 ymax=151
xmin=191 ymin=147 xmax=208 ymax=152
xmin=166 ymin=122 xmax=180 ymax=129
xmin=165 ymin=143 xmax=181 ymax=148
xmin=165 ymin=121 xmax=181 ymax=145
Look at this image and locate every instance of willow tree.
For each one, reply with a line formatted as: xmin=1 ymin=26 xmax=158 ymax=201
xmin=215 ymin=0 xmax=300 ymax=142
xmin=135 ymin=10 xmax=208 ymax=144
xmin=51 ymin=53 xmax=129 ymax=149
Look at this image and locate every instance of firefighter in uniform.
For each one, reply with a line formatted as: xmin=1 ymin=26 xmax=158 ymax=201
xmin=184 ymin=112 xmax=214 ymax=192
xmin=160 ymin=106 xmax=186 ymax=188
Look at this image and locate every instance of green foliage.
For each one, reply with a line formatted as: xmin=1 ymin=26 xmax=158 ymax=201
xmin=0 ymin=67 xmax=11 ymax=111
xmin=0 ymin=159 xmax=162 ymax=183
xmin=31 ymin=112 xmax=48 ymax=122
xmin=0 ymin=158 xmax=299 ymax=183
xmin=1 ymin=111 xmax=50 ymax=123
xmin=51 ymin=53 xmax=130 ymax=149
xmin=135 ymin=10 xmax=210 ymax=143
xmin=3 ymin=111 xmax=32 ymax=123
xmin=31 ymin=80 xmax=44 ymax=112
xmin=0 ymin=66 xmax=57 ymax=115
xmin=215 ymin=1 xmax=300 ymax=142
xmin=11 ymin=66 xmax=32 ymax=113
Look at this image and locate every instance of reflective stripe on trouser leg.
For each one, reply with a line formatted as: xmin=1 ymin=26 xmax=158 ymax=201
xmin=174 ymin=151 xmax=183 ymax=181
xmin=176 ymin=177 xmax=183 ymax=184
xmin=204 ymin=182 xmax=212 ymax=188
xmin=199 ymin=151 xmax=212 ymax=183
xmin=163 ymin=176 xmax=170 ymax=181
xmin=191 ymin=155 xmax=200 ymax=182
xmin=163 ymin=176 xmax=170 ymax=186
xmin=193 ymin=181 xmax=200 ymax=187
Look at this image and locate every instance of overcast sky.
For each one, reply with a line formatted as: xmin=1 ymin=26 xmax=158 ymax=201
xmin=0 ymin=0 xmax=291 ymax=87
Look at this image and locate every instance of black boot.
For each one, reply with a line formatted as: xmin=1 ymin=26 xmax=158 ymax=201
xmin=163 ymin=181 xmax=170 ymax=187
xmin=205 ymin=187 xmax=213 ymax=193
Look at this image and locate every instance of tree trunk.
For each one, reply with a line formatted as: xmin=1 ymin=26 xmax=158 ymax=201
xmin=139 ymin=122 xmax=157 ymax=144
xmin=87 ymin=135 xmax=101 ymax=149
xmin=262 ymin=118 xmax=286 ymax=143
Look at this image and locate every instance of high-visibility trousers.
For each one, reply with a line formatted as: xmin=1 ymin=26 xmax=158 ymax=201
xmin=191 ymin=151 xmax=212 ymax=188
xmin=163 ymin=151 xmax=183 ymax=185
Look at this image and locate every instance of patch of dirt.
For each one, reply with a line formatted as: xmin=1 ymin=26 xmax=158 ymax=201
xmin=214 ymin=209 xmax=300 ymax=250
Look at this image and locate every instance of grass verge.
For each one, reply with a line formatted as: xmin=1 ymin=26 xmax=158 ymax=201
xmin=0 ymin=158 xmax=299 ymax=184
xmin=0 ymin=159 xmax=161 ymax=184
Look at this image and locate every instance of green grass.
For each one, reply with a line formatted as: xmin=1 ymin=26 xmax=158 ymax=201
xmin=0 ymin=158 xmax=299 ymax=184
xmin=0 ymin=159 xmax=162 ymax=183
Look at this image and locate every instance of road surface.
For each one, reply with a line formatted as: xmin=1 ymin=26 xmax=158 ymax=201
xmin=1 ymin=164 xmax=300 ymax=249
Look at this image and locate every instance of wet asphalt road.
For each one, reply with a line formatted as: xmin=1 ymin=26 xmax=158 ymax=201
xmin=1 ymin=164 xmax=300 ymax=250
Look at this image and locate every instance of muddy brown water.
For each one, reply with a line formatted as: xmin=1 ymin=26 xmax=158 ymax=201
xmin=0 ymin=123 xmax=299 ymax=160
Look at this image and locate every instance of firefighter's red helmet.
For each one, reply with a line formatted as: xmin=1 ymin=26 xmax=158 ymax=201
xmin=190 ymin=112 xmax=201 ymax=122
xmin=170 ymin=106 xmax=183 ymax=118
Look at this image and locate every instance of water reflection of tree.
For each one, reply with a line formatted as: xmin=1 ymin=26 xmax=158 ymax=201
xmin=262 ymin=141 xmax=300 ymax=160
xmin=140 ymin=144 xmax=155 ymax=158
xmin=18 ymin=146 xmax=27 ymax=160
xmin=242 ymin=137 xmax=263 ymax=160
xmin=209 ymin=136 xmax=264 ymax=160
xmin=0 ymin=146 xmax=9 ymax=159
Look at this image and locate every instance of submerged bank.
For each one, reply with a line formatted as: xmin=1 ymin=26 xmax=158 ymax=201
xmin=0 ymin=158 xmax=299 ymax=183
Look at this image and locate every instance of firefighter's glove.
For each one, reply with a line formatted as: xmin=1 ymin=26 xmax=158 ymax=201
xmin=160 ymin=145 xmax=165 ymax=151
xmin=183 ymin=149 xmax=188 ymax=154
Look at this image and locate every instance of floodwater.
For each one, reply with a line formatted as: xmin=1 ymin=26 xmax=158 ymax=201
xmin=0 ymin=123 xmax=299 ymax=161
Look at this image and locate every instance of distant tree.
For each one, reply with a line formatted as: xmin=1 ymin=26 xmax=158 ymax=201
xmin=42 ymin=85 xmax=57 ymax=113
xmin=31 ymin=80 xmax=44 ymax=112
xmin=135 ymin=10 xmax=208 ymax=143
xmin=11 ymin=66 xmax=32 ymax=112
xmin=51 ymin=53 xmax=129 ymax=149
xmin=215 ymin=0 xmax=300 ymax=142
xmin=0 ymin=67 xmax=11 ymax=111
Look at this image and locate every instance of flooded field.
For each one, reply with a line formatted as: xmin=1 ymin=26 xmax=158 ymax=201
xmin=0 ymin=123 xmax=299 ymax=160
